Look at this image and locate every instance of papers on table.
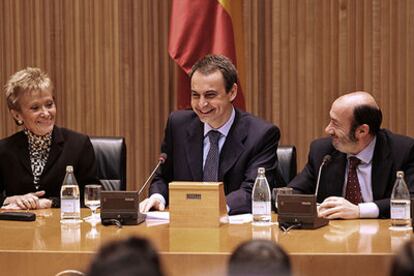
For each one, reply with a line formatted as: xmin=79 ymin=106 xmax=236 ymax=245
xmin=228 ymin=213 xmax=253 ymax=224
xmin=145 ymin=211 xmax=170 ymax=227
xmin=143 ymin=212 xmax=259 ymax=226
xmin=145 ymin=211 xmax=170 ymax=220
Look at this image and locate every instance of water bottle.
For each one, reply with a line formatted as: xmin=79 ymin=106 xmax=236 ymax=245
xmin=252 ymin=167 xmax=271 ymax=224
xmin=390 ymin=171 xmax=411 ymax=230
xmin=60 ymin=165 xmax=81 ymax=223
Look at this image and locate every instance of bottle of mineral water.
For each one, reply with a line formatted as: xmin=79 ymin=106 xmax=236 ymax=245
xmin=252 ymin=167 xmax=271 ymax=224
xmin=60 ymin=165 xmax=81 ymax=223
xmin=390 ymin=171 xmax=411 ymax=230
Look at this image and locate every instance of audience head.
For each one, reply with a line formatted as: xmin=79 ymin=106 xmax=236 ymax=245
xmin=228 ymin=239 xmax=291 ymax=276
xmin=4 ymin=67 xmax=56 ymax=135
xmin=325 ymin=91 xmax=382 ymax=155
xmin=189 ymin=54 xmax=238 ymax=129
xmin=87 ymin=236 xmax=164 ymax=276
xmin=390 ymin=240 xmax=414 ymax=276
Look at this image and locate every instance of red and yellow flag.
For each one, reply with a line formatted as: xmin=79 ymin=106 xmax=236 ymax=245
xmin=168 ymin=0 xmax=246 ymax=110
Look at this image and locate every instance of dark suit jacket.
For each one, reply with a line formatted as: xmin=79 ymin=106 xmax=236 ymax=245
xmin=0 ymin=126 xmax=99 ymax=205
xmin=149 ymin=109 xmax=283 ymax=215
xmin=288 ymin=129 xmax=414 ymax=218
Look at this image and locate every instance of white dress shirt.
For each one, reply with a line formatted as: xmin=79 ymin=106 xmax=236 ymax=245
xmin=343 ymin=137 xmax=379 ymax=218
xmin=149 ymin=108 xmax=236 ymax=208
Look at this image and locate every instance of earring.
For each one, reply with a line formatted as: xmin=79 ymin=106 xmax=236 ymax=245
xmin=17 ymin=120 xmax=23 ymax=126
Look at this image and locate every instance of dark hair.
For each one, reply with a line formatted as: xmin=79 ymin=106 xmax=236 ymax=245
xmin=87 ymin=237 xmax=163 ymax=276
xmin=350 ymin=104 xmax=382 ymax=136
xmin=390 ymin=240 xmax=414 ymax=276
xmin=228 ymin=240 xmax=291 ymax=276
xmin=189 ymin=54 xmax=238 ymax=93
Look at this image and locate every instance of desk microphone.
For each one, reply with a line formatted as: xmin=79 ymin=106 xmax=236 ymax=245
xmin=278 ymin=154 xmax=332 ymax=230
xmin=101 ymin=153 xmax=167 ymax=226
xmin=314 ymin=154 xmax=331 ymax=198
xmin=138 ymin=153 xmax=168 ymax=195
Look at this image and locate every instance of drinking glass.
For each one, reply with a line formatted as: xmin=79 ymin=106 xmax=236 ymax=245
xmin=272 ymin=187 xmax=293 ymax=210
xmin=84 ymin=185 xmax=101 ymax=221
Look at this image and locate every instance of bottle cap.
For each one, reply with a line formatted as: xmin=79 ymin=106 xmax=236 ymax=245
xmin=257 ymin=167 xmax=265 ymax=174
xmin=396 ymin=171 xmax=404 ymax=178
xmin=66 ymin=165 xmax=74 ymax=173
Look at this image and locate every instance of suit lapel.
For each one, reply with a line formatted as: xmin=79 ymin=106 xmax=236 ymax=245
xmin=371 ymin=132 xmax=392 ymax=200
xmin=15 ymin=132 xmax=32 ymax=174
xmin=325 ymin=150 xmax=347 ymax=197
xmin=184 ymin=118 xmax=204 ymax=180
xmin=43 ymin=126 xmax=64 ymax=175
xmin=219 ymin=110 xmax=246 ymax=179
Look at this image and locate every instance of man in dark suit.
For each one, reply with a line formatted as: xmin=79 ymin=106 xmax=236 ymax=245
xmin=140 ymin=55 xmax=282 ymax=215
xmin=288 ymin=92 xmax=414 ymax=219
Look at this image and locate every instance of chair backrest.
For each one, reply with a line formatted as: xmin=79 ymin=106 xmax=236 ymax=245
xmin=276 ymin=145 xmax=297 ymax=184
xmin=90 ymin=136 xmax=126 ymax=191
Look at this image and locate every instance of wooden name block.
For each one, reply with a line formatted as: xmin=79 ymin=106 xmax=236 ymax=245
xmin=169 ymin=182 xmax=228 ymax=228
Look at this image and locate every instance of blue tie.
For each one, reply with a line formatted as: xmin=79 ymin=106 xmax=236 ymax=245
xmin=203 ymin=130 xmax=221 ymax=181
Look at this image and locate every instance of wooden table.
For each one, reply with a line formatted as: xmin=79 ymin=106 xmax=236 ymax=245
xmin=0 ymin=209 xmax=410 ymax=276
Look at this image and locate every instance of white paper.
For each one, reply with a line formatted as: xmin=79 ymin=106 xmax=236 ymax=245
xmin=145 ymin=211 xmax=170 ymax=220
xmin=144 ymin=211 xmax=170 ymax=227
xmin=228 ymin=213 xmax=253 ymax=224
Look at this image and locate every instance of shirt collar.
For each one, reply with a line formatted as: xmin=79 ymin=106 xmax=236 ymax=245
xmin=204 ymin=107 xmax=235 ymax=137
xmin=347 ymin=136 xmax=376 ymax=165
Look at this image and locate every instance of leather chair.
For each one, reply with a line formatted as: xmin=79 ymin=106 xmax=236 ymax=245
xmin=276 ymin=145 xmax=297 ymax=184
xmin=90 ymin=136 xmax=126 ymax=191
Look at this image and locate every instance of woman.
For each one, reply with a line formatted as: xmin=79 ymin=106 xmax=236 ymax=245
xmin=0 ymin=67 xmax=99 ymax=209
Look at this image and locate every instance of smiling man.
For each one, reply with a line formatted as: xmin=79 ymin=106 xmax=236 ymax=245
xmin=288 ymin=92 xmax=414 ymax=219
xmin=140 ymin=55 xmax=282 ymax=215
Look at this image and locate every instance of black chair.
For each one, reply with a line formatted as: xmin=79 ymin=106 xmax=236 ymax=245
xmin=90 ymin=136 xmax=126 ymax=191
xmin=276 ymin=145 xmax=297 ymax=184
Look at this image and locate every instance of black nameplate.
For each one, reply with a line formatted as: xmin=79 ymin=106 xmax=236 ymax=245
xmin=186 ymin=193 xmax=201 ymax=200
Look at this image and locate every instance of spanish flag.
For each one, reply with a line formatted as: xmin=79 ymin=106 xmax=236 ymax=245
xmin=168 ymin=0 xmax=246 ymax=110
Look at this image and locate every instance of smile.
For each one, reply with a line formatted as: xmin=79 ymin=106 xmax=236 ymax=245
xmin=37 ymin=120 xmax=54 ymax=125
xmin=199 ymin=109 xmax=214 ymax=115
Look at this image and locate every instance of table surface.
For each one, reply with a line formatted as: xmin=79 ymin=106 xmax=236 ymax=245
xmin=0 ymin=209 xmax=412 ymax=276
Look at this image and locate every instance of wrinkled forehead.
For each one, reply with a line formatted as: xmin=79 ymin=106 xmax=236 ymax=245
xmin=16 ymin=88 xmax=54 ymax=106
xmin=330 ymin=99 xmax=354 ymax=123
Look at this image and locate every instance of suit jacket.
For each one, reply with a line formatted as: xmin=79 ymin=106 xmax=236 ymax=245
xmin=149 ymin=109 xmax=283 ymax=215
xmin=0 ymin=126 xmax=99 ymax=205
xmin=288 ymin=129 xmax=414 ymax=218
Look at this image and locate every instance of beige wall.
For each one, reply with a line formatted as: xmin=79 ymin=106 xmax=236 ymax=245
xmin=1 ymin=0 xmax=413 ymax=191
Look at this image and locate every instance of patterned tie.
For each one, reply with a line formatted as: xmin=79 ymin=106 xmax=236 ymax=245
xmin=203 ymin=130 xmax=221 ymax=181
xmin=345 ymin=156 xmax=362 ymax=205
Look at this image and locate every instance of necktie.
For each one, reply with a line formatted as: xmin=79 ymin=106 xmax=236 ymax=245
xmin=345 ymin=156 xmax=362 ymax=205
xmin=203 ymin=130 xmax=221 ymax=181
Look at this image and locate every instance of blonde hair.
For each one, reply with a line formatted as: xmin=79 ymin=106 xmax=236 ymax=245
xmin=4 ymin=67 xmax=53 ymax=111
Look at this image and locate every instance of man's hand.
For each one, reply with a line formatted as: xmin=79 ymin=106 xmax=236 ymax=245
xmin=3 ymin=191 xmax=46 ymax=210
xmin=318 ymin=196 xmax=360 ymax=219
xmin=139 ymin=197 xmax=165 ymax=213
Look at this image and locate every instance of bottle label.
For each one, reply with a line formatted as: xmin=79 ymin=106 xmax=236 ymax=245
xmin=61 ymin=199 xmax=80 ymax=213
xmin=252 ymin=201 xmax=271 ymax=215
xmin=391 ymin=201 xmax=410 ymax=219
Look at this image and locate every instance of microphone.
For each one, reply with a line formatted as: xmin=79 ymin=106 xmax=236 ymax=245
xmin=101 ymin=153 xmax=167 ymax=226
xmin=314 ymin=154 xmax=331 ymax=197
xmin=138 ymin=153 xmax=167 ymax=195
